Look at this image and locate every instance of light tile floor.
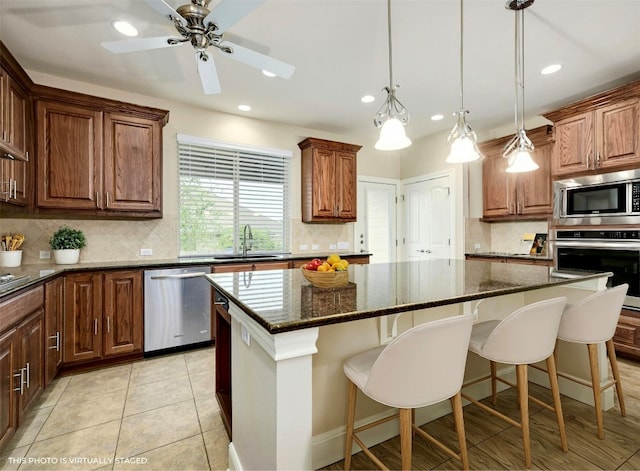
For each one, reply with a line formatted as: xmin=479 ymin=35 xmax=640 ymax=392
xmin=0 ymin=347 xmax=229 ymax=471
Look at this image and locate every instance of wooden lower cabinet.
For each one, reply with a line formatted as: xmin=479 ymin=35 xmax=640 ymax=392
xmin=44 ymin=278 xmax=64 ymax=386
xmin=0 ymin=329 xmax=17 ymax=450
xmin=614 ymin=307 xmax=640 ymax=361
xmin=64 ymin=270 xmax=143 ymax=366
xmin=16 ymin=311 xmax=44 ymax=419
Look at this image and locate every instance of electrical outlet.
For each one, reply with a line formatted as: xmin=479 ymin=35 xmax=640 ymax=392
xmin=241 ymin=324 xmax=251 ymax=346
xmin=311 ymin=244 xmax=319 ymax=251
xmin=299 ymin=244 xmax=308 ymax=251
xmin=140 ymin=248 xmax=153 ymax=256
xmin=337 ymin=241 xmax=349 ymax=250
xmin=39 ymin=250 xmax=51 ymax=259
xmin=329 ymin=244 xmax=337 ymax=250
xmin=474 ymin=243 xmax=481 ymax=250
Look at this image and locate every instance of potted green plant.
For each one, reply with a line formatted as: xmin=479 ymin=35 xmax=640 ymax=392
xmin=49 ymin=226 xmax=86 ymax=264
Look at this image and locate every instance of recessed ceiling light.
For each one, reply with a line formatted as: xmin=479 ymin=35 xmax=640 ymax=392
xmin=361 ymin=95 xmax=375 ymax=103
xmin=262 ymin=70 xmax=276 ymax=77
xmin=431 ymin=114 xmax=444 ymax=121
xmin=112 ymin=20 xmax=138 ymax=37
xmin=541 ymin=64 xmax=562 ymax=75
xmin=238 ymin=105 xmax=252 ymax=112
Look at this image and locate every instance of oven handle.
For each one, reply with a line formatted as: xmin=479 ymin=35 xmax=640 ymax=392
xmin=554 ymin=241 xmax=640 ymax=250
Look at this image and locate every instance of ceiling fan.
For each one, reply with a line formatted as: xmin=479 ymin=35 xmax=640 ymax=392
xmin=101 ymin=0 xmax=295 ymax=95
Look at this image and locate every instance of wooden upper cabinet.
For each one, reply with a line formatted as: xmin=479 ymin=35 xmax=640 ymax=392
xmin=298 ymin=137 xmax=361 ymax=223
xmin=33 ymin=86 xmax=168 ymax=217
xmin=544 ymin=82 xmax=640 ymax=178
xmin=0 ymin=64 xmax=29 ymax=162
xmin=36 ymin=100 xmax=103 ymax=210
xmin=480 ymin=125 xmax=553 ymax=221
xmin=103 ymin=113 xmax=161 ymax=212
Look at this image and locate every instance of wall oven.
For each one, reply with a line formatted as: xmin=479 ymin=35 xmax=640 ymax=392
xmin=554 ymin=229 xmax=640 ymax=308
xmin=554 ymin=169 xmax=640 ymax=225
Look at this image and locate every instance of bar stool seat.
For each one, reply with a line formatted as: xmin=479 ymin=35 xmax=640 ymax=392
xmin=343 ymin=314 xmax=474 ymax=471
xmin=461 ymin=296 xmax=568 ymax=469
xmin=556 ymin=283 xmax=628 ymax=439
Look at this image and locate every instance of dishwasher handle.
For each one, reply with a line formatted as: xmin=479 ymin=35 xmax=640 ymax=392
xmin=149 ymin=272 xmax=208 ymax=280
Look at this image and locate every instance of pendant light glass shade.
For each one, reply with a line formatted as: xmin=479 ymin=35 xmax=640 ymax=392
xmin=374 ymin=0 xmax=411 ymax=151
xmin=503 ymin=0 xmax=537 ymax=173
xmin=446 ymin=0 xmax=481 ymax=164
xmin=446 ymin=110 xmax=482 ymax=163
xmin=375 ymin=116 xmax=412 ymax=150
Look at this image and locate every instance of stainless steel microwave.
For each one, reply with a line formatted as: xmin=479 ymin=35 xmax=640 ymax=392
xmin=554 ymin=169 xmax=640 ymax=225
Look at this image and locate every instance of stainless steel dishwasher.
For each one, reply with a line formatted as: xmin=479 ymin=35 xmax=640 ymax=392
xmin=144 ymin=266 xmax=211 ymax=355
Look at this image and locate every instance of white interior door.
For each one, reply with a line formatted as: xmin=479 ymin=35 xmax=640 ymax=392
xmin=355 ymin=179 xmax=398 ymax=263
xmin=404 ymin=174 xmax=453 ymax=261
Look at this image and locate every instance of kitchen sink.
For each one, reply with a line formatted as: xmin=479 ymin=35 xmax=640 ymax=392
xmin=213 ymin=254 xmax=282 ymax=260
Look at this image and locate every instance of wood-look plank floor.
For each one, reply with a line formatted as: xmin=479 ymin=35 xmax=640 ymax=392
xmin=320 ymin=358 xmax=640 ymax=471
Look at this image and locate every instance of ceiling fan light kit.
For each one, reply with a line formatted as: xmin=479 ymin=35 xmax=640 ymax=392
xmin=374 ymin=0 xmax=411 ymax=151
xmin=503 ymin=0 xmax=539 ymax=173
xmin=446 ymin=0 xmax=482 ymax=164
xmin=101 ymin=0 xmax=294 ymax=95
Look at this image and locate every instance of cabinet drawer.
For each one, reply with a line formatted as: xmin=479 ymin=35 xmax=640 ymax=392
xmin=614 ymin=324 xmax=638 ymax=346
xmin=0 ymin=286 xmax=44 ymax=333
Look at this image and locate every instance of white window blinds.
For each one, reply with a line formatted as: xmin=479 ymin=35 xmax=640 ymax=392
xmin=178 ymin=134 xmax=291 ymax=257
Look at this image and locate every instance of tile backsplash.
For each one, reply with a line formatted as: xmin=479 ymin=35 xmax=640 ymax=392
xmin=465 ymin=218 xmax=549 ymax=255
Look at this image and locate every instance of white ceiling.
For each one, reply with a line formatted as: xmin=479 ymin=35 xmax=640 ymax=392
xmin=2 ymin=0 xmax=640 ymax=148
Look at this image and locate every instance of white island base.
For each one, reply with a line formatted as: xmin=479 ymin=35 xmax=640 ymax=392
xmin=224 ymin=276 xmax=611 ymax=470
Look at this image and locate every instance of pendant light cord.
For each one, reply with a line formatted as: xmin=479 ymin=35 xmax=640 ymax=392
xmin=459 ymin=0 xmax=464 ymax=110
xmin=387 ymin=0 xmax=393 ymax=90
xmin=514 ymin=9 xmax=525 ymax=132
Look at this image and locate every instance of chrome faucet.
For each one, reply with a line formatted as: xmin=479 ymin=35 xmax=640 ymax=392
xmin=242 ymin=224 xmax=253 ymax=258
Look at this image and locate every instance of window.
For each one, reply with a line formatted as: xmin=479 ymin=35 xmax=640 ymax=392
xmin=178 ymin=134 xmax=291 ymax=257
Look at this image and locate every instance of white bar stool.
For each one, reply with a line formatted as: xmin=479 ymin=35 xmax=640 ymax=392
xmin=461 ymin=297 xmax=568 ymax=469
xmin=556 ymin=283 xmax=628 ymax=439
xmin=343 ymin=314 xmax=474 ymax=471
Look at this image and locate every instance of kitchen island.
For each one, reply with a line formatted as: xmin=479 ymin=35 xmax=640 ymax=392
xmin=205 ymin=259 xmax=612 ymax=470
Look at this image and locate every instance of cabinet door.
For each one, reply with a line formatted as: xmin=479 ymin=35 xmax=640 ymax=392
xmin=596 ymin=99 xmax=640 ymax=171
xmin=44 ymin=278 xmax=64 ymax=386
xmin=0 ymin=158 xmax=28 ymax=206
xmin=482 ymin=148 xmax=515 ymax=218
xmin=103 ymin=270 xmax=143 ymax=357
xmin=0 ymin=329 xmax=17 ymax=450
xmin=552 ymin=112 xmax=593 ymax=177
xmin=311 ymin=148 xmax=337 ymax=219
xmin=3 ymin=76 xmax=29 ymax=161
xmin=17 ymin=311 xmax=44 ymax=417
xmin=335 ymin=151 xmax=357 ymax=221
xmin=517 ymin=141 xmax=553 ymax=216
xmin=36 ymin=100 xmax=103 ymax=210
xmin=0 ymin=66 xmax=7 ymax=143
xmin=63 ymin=273 xmax=103 ymax=363
xmin=103 ymin=113 xmax=161 ymax=212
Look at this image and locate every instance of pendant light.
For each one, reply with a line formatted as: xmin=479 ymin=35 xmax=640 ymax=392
xmin=374 ymin=0 xmax=411 ymax=151
xmin=446 ymin=0 xmax=482 ymax=164
xmin=503 ymin=0 xmax=538 ymax=173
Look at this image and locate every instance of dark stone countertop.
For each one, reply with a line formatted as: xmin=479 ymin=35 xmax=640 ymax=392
xmin=206 ymin=259 xmax=611 ymax=334
xmin=0 ymin=252 xmax=370 ymax=301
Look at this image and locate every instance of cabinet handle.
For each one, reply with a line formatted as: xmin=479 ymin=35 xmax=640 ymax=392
xmin=107 ymin=316 xmax=111 ymax=334
xmin=106 ymin=192 xmax=110 ymax=207
xmin=25 ymin=362 xmax=30 ymax=389
xmin=517 ymin=201 xmax=521 ymax=214
xmin=48 ymin=333 xmax=60 ymax=351
xmin=96 ymin=191 xmax=100 ymax=207
xmin=596 ymin=152 xmax=601 ymax=168
xmin=13 ymin=369 xmax=25 ymax=394
xmin=94 ymin=318 xmax=98 ymax=336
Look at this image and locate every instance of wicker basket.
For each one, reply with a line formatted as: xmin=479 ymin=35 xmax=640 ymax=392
xmin=300 ymin=266 xmax=349 ymax=288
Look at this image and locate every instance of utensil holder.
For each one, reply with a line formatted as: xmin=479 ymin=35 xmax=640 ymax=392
xmin=0 ymin=250 xmax=22 ymax=267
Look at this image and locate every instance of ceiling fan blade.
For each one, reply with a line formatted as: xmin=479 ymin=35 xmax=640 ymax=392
xmin=144 ymin=0 xmax=187 ymax=26
xmin=197 ymin=53 xmax=222 ymax=95
xmin=205 ymin=0 xmax=266 ymax=34
xmin=101 ymin=36 xmax=181 ymax=54
xmin=220 ymin=41 xmax=295 ymax=79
